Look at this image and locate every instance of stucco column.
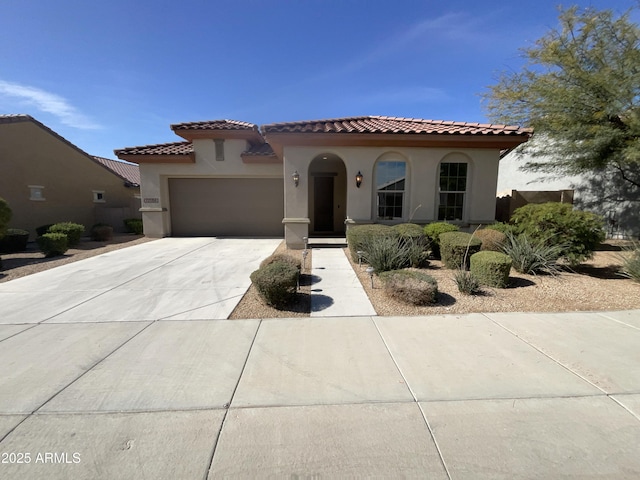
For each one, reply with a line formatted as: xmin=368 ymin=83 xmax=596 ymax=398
xmin=282 ymin=154 xmax=310 ymax=249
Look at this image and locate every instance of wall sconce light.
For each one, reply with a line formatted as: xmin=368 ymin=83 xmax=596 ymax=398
xmin=355 ymin=171 xmax=363 ymax=188
xmin=292 ymin=170 xmax=300 ymax=187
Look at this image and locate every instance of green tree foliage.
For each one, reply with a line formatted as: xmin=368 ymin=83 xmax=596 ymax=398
xmin=484 ymin=6 xmax=640 ymax=192
xmin=510 ymin=202 xmax=605 ymax=265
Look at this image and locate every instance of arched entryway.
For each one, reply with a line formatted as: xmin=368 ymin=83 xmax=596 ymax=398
xmin=308 ymin=154 xmax=347 ymax=235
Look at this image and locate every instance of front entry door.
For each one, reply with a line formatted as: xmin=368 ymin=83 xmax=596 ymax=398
xmin=314 ymin=176 xmax=334 ymax=232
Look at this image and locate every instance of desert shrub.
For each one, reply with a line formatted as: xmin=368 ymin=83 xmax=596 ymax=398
xmin=37 ymin=233 xmax=69 ymax=257
xmin=453 ymin=269 xmax=481 ymax=295
xmin=393 ymin=223 xmax=429 ymax=266
xmin=361 ymin=235 xmax=422 ymax=272
xmin=617 ymin=241 xmax=640 ymax=283
xmin=124 ymin=218 xmax=144 ymax=235
xmin=439 ymin=231 xmax=482 ymax=270
xmin=484 ymin=222 xmax=513 ymax=235
xmin=393 ymin=223 xmax=426 ymax=243
xmin=260 ymin=253 xmax=301 ymax=270
xmin=379 ymin=269 xmax=438 ymax=305
xmin=0 ymin=197 xmax=11 ymax=239
xmin=0 ymin=228 xmax=29 ymax=253
xmin=90 ymin=223 xmax=113 ymax=241
xmin=470 ymin=251 xmax=512 ymax=288
xmin=49 ymin=222 xmax=84 ymax=247
xmin=36 ymin=224 xmax=54 ymax=236
xmin=250 ymin=261 xmax=299 ymax=308
xmin=475 ymin=229 xmax=507 ymax=252
xmin=511 ymin=202 xmax=605 ymax=266
xmin=501 ymin=232 xmax=564 ymax=275
xmin=347 ymin=224 xmax=397 ymax=261
xmin=423 ymin=222 xmax=459 ymax=259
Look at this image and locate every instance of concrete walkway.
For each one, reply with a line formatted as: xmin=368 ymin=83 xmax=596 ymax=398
xmin=310 ymin=247 xmax=376 ymax=317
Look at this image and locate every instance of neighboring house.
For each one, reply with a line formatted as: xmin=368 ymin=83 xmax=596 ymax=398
xmin=0 ymin=114 xmax=141 ymax=238
xmin=115 ymin=116 xmax=531 ymax=248
xmin=498 ymin=149 xmax=640 ymax=237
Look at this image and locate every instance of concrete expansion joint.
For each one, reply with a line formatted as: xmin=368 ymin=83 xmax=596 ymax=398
xmin=482 ymin=313 xmax=611 ymax=395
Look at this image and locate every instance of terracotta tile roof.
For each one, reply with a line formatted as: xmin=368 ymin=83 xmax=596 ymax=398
xmin=93 ymin=156 xmax=140 ymax=186
xmin=262 ymin=115 xmax=532 ymax=136
xmin=114 ymin=141 xmax=194 ymax=156
xmin=242 ymin=142 xmax=275 ymax=156
xmin=171 ymin=119 xmax=259 ymax=132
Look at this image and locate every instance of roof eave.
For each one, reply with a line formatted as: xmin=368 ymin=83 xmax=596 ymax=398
xmin=264 ymin=131 xmax=532 ymax=150
xmin=115 ymin=153 xmax=196 ymax=164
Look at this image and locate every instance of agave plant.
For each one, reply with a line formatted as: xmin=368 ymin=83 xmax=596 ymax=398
xmin=617 ymin=241 xmax=640 ymax=283
xmin=501 ymin=232 xmax=564 ymax=275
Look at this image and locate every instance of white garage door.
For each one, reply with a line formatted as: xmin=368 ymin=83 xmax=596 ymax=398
xmin=169 ymin=178 xmax=284 ymax=237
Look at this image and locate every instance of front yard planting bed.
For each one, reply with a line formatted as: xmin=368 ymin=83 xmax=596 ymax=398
xmin=345 ymin=245 xmax=640 ymax=316
xmin=229 ymin=242 xmax=311 ymax=319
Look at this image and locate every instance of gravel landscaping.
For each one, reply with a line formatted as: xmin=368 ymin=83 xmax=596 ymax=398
xmin=345 ymin=244 xmax=640 ymax=315
xmin=229 ymin=242 xmax=312 ymax=319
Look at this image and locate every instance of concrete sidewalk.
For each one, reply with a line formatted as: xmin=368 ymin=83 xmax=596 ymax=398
xmin=310 ymin=247 xmax=376 ymax=317
xmin=1 ymin=310 xmax=640 ymax=479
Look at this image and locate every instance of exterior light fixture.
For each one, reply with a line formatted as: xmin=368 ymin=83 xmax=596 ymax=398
xmin=303 ymin=236 xmax=308 ymax=250
xmin=357 ymin=250 xmax=364 ymax=267
xmin=355 ymin=171 xmax=363 ymax=188
xmin=366 ymin=266 xmax=375 ymax=288
xmin=292 ymin=170 xmax=300 ymax=187
xmin=302 ymin=249 xmax=308 ymax=269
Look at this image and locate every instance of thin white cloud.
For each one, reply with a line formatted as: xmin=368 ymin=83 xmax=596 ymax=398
xmin=338 ymin=12 xmax=486 ymax=75
xmin=0 ymin=80 xmax=101 ymax=129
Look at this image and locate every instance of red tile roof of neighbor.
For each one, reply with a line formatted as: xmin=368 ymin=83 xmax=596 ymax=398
xmin=93 ymin=156 xmax=141 ymax=186
xmin=262 ymin=116 xmax=532 ymax=136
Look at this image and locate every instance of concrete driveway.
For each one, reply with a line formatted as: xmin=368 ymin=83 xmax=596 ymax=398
xmin=0 ymin=239 xmax=639 ymax=478
xmin=0 ymin=237 xmax=281 ymax=323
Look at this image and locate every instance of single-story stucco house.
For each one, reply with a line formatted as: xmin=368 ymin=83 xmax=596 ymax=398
xmin=0 ymin=114 xmax=141 ymax=238
xmin=115 ymin=116 xmax=531 ymax=248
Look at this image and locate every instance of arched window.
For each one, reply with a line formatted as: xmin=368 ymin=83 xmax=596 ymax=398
xmin=375 ymin=160 xmax=406 ymax=220
xmin=438 ymin=162 xmax=467 ymax=221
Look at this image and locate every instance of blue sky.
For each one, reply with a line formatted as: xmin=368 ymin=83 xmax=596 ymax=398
xmin=1 ymin=0 xmax=637 ymax=159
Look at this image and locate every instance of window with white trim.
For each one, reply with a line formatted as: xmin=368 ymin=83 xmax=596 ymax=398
xmin=28 ymin=185 xmax=45 ymax=201
xmin=93 ymin=190 xmax=106 ymax=203
xmin=438 ymin=162 xmax=467 ymax=221
xmin=375 ymin=161 xmax=406 ymax=220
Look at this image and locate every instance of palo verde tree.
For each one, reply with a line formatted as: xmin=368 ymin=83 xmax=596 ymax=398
xmin=483 ymin=6 xmax=640 ymax=198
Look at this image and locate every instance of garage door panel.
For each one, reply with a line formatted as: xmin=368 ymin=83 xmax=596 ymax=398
xmin=169 ymin=178 xmax=284 ymax=237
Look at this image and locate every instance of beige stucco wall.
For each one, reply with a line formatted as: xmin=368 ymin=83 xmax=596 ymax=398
xmin=0 ymin=121 xmax=140 ymax=238
xmin=282 ymin=145 xmax=500 ymax=245
xmin=137 ymin=138 xmax=501 ymax=244
xmin=138 ymin=138 xmax=283 ymax=237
